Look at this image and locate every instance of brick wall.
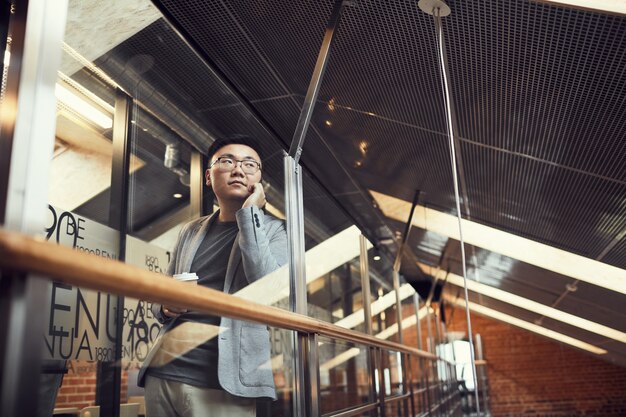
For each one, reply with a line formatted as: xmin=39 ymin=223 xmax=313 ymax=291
xmin=434 ymin=306 xmax=626 ymax=417
xmin=54 ymin=361 xmax=128 ymax=410
xmin=52 ymin=307 xmax=626 ymax=416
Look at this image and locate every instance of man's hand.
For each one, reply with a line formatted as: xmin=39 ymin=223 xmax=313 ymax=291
xmin=242 ymin=182 xmax=266 ymax=209
xmin=161 ymin=305 xmax=187 ymax=318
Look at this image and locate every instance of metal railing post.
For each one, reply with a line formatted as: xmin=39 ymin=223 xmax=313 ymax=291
xmin=360 ymin=234 xmax=378 ymax=414
xmin=284 ymin=1 xmax=347 ymax=414
xmin=284 ymin=154 xmax=309 ymax=417
xmin=414 ymin=293 xmax=430 ymax=416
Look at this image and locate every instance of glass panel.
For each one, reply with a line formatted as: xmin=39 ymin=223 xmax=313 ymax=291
xmin=307 ymin=254 xmax=366 ymax=333
xmin=384 ymin=399 xmax=409 ymax=417
xmin=53 ymin=361 xmax=98 ymax=410
xmin=369 ymin=254 xmax=398 ymax=343
xmin=42 ymin=4 xmax=122 ymax=413
xmin=400 ymin=286 xmax=417 ymax=345
xmin=298 ymin=168 xmax=364 ymax=327
xmin=122 ymin=102 xmax=195 ymax=408
xmin=112 ymin=15 xmax=292 ymax=417
xmin=381 ymin=350 xmax=404 ymax=398
xmin=318 ymin=337 xmax=372 ymax=415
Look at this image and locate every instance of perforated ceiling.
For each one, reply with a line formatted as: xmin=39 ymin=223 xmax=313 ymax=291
xmin=129 ymin=0 xmax=626 ymax=365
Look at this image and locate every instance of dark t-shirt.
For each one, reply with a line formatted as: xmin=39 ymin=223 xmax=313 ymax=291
xmin=146 ymin=220 xmax=238 ymax=389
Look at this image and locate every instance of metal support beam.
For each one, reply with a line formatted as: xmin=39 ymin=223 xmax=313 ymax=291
xmin=284 ymin=153 xmax=308 ymax=416
xmin=97 ymin=89 xmax=132 ymax=417
xmin=285 ymin=155 xmax=307 ymax=315
xmin=392 ymin=190 xmax=421 ymax=273
xmin=288 ymin=0 xmax=347 ymax=162
xmin=413 ymin=293 xmax=431 ymax=415
xmin=0 ymin=1 xmax=68 ymax=416
xmin=308 ymin=333 xmax=320 ymax=417
xmin=359 ymin=234 xmax=379 ymax=412
xmin=359 ymin=234 xmax=373 ymax=336
xmin=379 ymin=348 xmax=388 ymax=417
xmin=392 ymin=190 xmax=420 ymax=346
xmin=432 ymin=7 xmax=481 ymax=412
xmin=425 ymin=307 xmax=439 ymax=410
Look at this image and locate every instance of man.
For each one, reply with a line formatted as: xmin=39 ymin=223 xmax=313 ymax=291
xmin=138 ymin=136 xmax=288 ymax=416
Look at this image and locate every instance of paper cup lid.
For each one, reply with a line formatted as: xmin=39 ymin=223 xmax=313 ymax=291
xmin=173 ymin=272 xmax=198 ymax=281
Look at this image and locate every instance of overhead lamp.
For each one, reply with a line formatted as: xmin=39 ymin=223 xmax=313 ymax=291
xmin=370 ymin=190 xmax=626 ymax=295
xmin=3 ymin=50 xmax=9 ymax=67
xmin=445 ymin=296 xmax=607 ymax=355
xmin=55 ymin=84 xmax=113 ymax=129
xmin=420 ymin=262 xmax=626 ymax=344
xmin=535 ymin=0 xmax=626 ymax=15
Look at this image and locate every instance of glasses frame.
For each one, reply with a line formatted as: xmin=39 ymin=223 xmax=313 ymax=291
xmin=210 ymin=156 xmax=262 ymax=175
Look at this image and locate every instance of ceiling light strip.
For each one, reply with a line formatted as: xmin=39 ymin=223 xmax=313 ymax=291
xmin=55 ymin=84 xmax=112 ymax=129
xmin=535 ymin=0 xmax=626 ymax=15
xmin=445 ymin=296 xmax=607 ymax=355
xmin=370 ymin=191 xmax=626 ymax=295
xmin=421 ymin=263 xmax=626 ymax=343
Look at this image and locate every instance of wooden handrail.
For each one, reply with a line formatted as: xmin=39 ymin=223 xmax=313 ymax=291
xmin=0 ymin=229 xmax=437 ymax=360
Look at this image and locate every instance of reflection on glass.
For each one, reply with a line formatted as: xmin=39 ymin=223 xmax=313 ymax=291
xmin=319 ymin=337 xmax=371 ymax=415
xmin=267 ymin=328 xmax=295 ymax=417
xmin=372 ymin=287 xmax=399 ymax=343
xmin=381 ymin=350 xmax=404 ymax=398
xmin=123 ymin=103 xmax=194 ymax=411
xmin=410 ymin=354 xmax=429 ymax=414
xmin=400 ymin=290 xmax=417 ymax=343
xmin=384 ymin=399 xmax=409 ymax=417
xmin=48 ymin=361 xmax=98 ymax=410
xmin=307 ymin=255 xmax=365 ymax=332
xmin=41 ymin=14 xmax=124 ymax=413
xmin=368 ymin=250 xmax=398 ymax=343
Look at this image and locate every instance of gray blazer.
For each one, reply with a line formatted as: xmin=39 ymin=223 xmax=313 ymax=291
xmin=138 ymin=206 xmax=288 ymax=399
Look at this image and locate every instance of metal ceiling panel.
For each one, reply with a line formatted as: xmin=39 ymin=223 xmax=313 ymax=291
xmin=558 ymin=282 xmax=626 ymax=332
xmin=460 ymin=139 xmax=626 ymax=266
xmin=156 ymin=0 xmax=333 ymax=100
xmin=603 ymin=235 xmax=626 ymax=267
xmin=447 ymin=0 xmax=626 ymax=182
xmin=317 ymin=0 xmax=446 ymax=132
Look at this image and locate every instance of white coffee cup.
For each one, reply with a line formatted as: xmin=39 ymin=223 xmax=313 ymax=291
xmin=173 ymin=272 xmax=199 ymax=283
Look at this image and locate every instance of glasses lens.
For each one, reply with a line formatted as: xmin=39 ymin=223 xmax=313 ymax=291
xmin=218 ymin=157 xmax=234 ymax=170
xmin=242 ymin=161 xmax=259 ymax=174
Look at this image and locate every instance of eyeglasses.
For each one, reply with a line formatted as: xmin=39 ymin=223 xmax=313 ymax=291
xmin=210 ymin=156 xmax=262 ymax=175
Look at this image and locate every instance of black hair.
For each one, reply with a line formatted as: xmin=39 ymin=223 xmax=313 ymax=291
xmin=206 ymin=134 xmax=263 ymax=163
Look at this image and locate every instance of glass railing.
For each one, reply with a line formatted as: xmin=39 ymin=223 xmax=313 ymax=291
xmin=0 ymin=0 xmax=485 ymax=416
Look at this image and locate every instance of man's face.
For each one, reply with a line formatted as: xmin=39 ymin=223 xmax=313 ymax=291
xmin=205 ymin=143 xmax=262 ymax=204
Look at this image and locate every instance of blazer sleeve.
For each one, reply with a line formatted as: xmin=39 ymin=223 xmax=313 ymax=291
xmin=235 ymin=205 xmax=289 ymax=283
